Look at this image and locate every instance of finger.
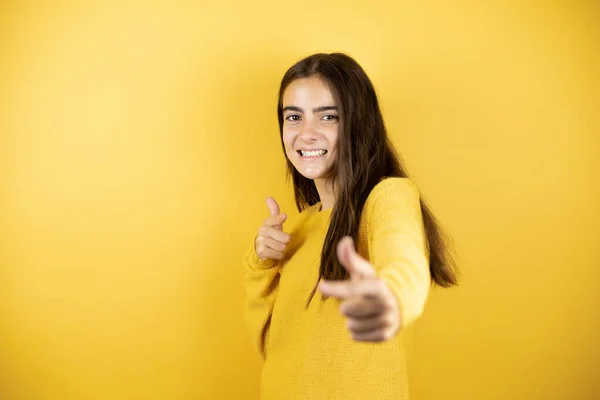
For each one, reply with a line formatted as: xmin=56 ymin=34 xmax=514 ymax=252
xmin=266 ymin=197 xmax=280 ymax=217
xmin=336 ymin=236 xmax=376 ymax=280
xmin=260 ymin=236 xmax=287 ymax=253
xmin=340 ymin=297 xmax=385 ymax=319
xmin=347 ymin=314 xmax=392 ymax=333
xmin=263 ymin=213 xmax=287 ymax=229
xmin=258 ymin=226 xmax=291 ymax=244
xmin=318 ymin=280 xmax=355 ymax=299
xmin=256 ymin=246 xmax=284 ymax=261
xmin=351 ymin=328 xmax=395 ymax=342
xmin=320 ymin=279 xmax=387 ymax=300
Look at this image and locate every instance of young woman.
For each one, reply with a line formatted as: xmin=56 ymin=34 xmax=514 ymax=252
xmin=243 ymin=52 xmax=458 ymax=400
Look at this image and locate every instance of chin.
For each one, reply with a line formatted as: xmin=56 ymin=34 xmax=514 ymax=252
xmin=297 ymin=171 xmax=322 ymax=180
xmin=295 ymin=167 xmax=329 ymax=181
xmin=289 ymin=158 xmax=333 ymax=181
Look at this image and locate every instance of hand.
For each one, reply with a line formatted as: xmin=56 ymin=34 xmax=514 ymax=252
xmin=319 ymin=236 xmax=401 ymax=342
xmin=254 ymin=197 xmax=291 ymax=261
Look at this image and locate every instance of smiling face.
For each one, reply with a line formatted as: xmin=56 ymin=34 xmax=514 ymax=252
xmin=281 ymin=76 xmax=340 ymax=185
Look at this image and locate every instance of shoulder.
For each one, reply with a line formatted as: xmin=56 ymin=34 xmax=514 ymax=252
xmin=362 ymin=177 xmax=422 ymax=225
xmin=365 ymin=177 xmax=420 ymax=207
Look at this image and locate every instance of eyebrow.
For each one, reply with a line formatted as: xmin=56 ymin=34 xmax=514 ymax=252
xmin=282 ymin=105 xmax=338 ymax=113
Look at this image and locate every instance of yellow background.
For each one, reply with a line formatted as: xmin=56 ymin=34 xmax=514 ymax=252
xmin=1 ymin=1 xmax=598 ymax=399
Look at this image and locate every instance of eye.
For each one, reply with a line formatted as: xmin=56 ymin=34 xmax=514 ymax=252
xmin=285 ymin=114 xmax=301 ymax=122
xmin=322 ymin=114 xmax=339 ymax=121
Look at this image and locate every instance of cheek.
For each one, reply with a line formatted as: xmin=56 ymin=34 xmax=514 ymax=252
xmin=282 ymin=132 xmax=295 ymax=155
xmin=325 ymin=127 xmax=339 ymax=151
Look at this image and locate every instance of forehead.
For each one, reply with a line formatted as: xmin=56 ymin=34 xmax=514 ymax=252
xmin=282 ymin=76 xmax=336 ymax=106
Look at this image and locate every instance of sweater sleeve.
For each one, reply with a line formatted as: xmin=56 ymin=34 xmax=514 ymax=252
xmin=243 ymin=241 xmax=281 ymax=360
xmin=366 ymin=178 xmax=431 ymax=330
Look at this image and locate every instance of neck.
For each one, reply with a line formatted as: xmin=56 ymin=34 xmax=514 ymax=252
xmin=314 ymin=178 xmax=335 ymax=211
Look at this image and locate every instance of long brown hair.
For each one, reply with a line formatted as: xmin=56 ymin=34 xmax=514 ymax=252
xmin=276 ymin=53 xmax=458 ymax=305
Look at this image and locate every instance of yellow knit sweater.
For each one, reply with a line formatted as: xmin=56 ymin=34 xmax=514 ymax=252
xmin=243 ymin=178 xmax=431 ymax=400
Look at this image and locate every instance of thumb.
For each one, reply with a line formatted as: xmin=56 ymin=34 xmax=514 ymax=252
xmin=266 ymin=197 xmax=280 ymax=217
xmin=336 ymin=236 xmax=376 ymax=281
xmin=266 ymin=197 xmax=286 ymax=230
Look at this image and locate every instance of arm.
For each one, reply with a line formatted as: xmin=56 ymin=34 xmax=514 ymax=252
xmin=367 ymin=178 xmax=431 ymax=330
xmin=243 ymin=244 xmax=280 ymax=360
xmin=242 ymin=197 xmax=289 ymax=359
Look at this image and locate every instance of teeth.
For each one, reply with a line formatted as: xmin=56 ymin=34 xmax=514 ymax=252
xmin=300 ymin=149 xmax=326 ymax=157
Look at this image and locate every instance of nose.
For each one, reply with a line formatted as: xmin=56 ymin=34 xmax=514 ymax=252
xmin=299 ymin=121 xmax=319 ymax=142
